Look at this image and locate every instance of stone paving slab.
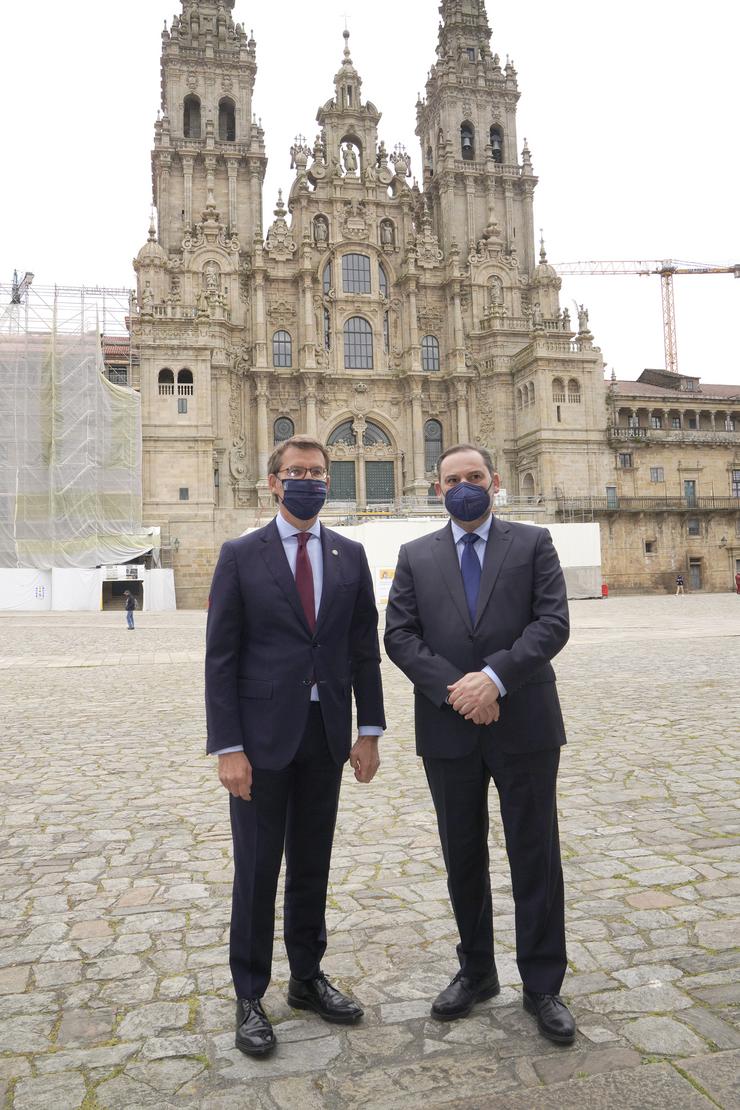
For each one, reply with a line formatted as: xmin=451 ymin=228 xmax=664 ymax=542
xmin=0 ymin=595 xmax=738 ymax=1108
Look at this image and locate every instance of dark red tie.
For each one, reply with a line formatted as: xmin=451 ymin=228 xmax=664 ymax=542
xmin=295 ymin=532 xmax=316 ymax=631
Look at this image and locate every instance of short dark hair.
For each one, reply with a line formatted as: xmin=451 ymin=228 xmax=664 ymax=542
xmin=267 ymin=435 xmax=330 ymax=478
xmin=436 ymin=443 xmax=495 ymax=478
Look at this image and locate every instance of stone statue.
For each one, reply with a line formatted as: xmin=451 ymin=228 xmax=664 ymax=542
xmin=314 ymin=217 xmax=328 ymax=244
xmin=381 ymin=221 xmax=394 ymax=247
xmin=562 ymin=307 xmax=571 ymax=331
xmin=577 ymin=304 xmax=589 ymax=332
xmin=342 ymin=145 xmax=358 ymax=175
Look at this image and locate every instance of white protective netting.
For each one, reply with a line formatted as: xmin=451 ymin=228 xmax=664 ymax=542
xmin=0 ymin=285 xmax=154 ymax=569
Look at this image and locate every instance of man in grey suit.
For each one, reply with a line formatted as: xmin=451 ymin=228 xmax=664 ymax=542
xmin=384 ymin=444 xmax=575 ymax=1045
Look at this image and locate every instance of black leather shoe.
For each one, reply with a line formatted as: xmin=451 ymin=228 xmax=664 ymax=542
xmin=287 ymin=972 xmax=364 ymax=1024
xmin=235 ymin=998 xmax=276 ymax=1057
xmin=523 ymin=990 xmax=576 ymax=1045
xmin=431 ymin=967 xmax=500 ymax=1021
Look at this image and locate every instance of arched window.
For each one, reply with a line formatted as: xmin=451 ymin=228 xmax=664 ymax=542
xmin=516 ymin=387 xmax=523 ymax=411
xmin=379 ymin=262 xmax=389 ymax=298
xmin=177 ymin=368 xmax=194 ymax=396
xmin=218 ymin=97 xmax=236 ymax=142
xmin=158 ymin=368 xmax=174 ymax=396
xmin=421 ymin=335 xmax=441 ymax=372
xmin=323 ymin=262 xmax=333 ymax=295
xmin=552 ymin=377 xmax=566 ymax=403
xmin=567 ymin=378 xmax=581 ymax=403
xmin=324 ymin=308 xmax=332 ymax=350
xmin=328 ymin=420 xmax=357 ymax=446
xmin=529 ymin=380 xmax=536 ymax=404
xmin=344 ymin=317 xmax=373 ymax=369
xmin=342 ymin=253 xmax=371 ymax=294
xmin=521 ymin=472 xmax=535 ymax=500
xmin=272 ymin=331 xmax=292 ymax=368
xmin=363 ymin=421 xmax=391 ymax=447
xmin=490 ymin=126 xmax=503 ymax=163
xmin=183 ymin=95 xmax=201 ymax=140
xmin=461 ymin=122 xmax=475 ymax=161
xmin=424 ymin=419 xmax=443 ymax=472
xmin=273 ymin=417 xmax=294 ymax=445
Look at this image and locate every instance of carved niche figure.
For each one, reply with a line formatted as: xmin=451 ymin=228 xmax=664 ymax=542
xmin=488 ymin=275 xmax=504 ymax=311
xmin=342 ymin=144 xmax=359 ymax=175
xmin=562 ymin=307 xmax=571 ymax=332
xmin=577 ymin=304 xmax=589 ymax=332
xmin=313 ymin=216 xmax=329 ymax=245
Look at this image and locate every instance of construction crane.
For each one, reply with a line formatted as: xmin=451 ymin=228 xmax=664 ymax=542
xmin=553 ymin=259 xmax=740 ymax=375
xmin=10 ymin=269 xmax=34 ymax=305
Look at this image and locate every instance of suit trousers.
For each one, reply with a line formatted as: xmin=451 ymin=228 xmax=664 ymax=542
xmin=228 ymin=704 xmax=343 ymax=999
xmin=423 ymin=742 xmax=566 ymax=995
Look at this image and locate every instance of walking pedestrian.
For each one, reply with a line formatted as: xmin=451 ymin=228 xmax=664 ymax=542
xmin=124 ymin=590 xmax=136 ymax=629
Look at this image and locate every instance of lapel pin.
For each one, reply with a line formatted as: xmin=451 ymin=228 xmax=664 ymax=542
xmin=331 ymin=549 xmax=339 ymax=556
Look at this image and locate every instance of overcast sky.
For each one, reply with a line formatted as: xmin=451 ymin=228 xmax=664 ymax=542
xmin=2 ymin=0 xmax=738 ymax=384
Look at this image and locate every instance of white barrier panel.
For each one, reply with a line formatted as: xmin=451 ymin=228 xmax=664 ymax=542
xmin=331 ymin=519 xmax=602 ymax=602
xmin=51 ymin=569 xmax=101 ymax=611
xmin=144 ymin=569 xmax=177 ymax=612
xmin=0 ymin=569 xmax=52 ymax=611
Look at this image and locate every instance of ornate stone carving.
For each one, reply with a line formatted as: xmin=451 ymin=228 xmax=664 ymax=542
xmin=413 ymin=213 xmax=443 ymax=269
xmin=268 ymin=299 xmax=297 ymax=325
xmin=264 ymin=190 xmax=296 ymax=261
xmin=340 ymin=200 xmax=369 ymax=240
xmin=418 ymin=301 xmax=444 ymax=331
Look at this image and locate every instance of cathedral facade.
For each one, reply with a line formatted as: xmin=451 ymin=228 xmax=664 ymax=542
xmin=130 ymin=0 xmax=739 ymax=604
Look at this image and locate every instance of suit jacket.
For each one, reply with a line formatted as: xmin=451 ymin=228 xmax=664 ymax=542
xmin=383 ymin=517 xmax=569 ymax=758
xmin=205 ymin=519 xmax=385 ymax=769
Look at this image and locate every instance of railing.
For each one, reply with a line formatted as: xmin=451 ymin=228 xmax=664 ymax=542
xmin=158 ymin=384 xmax=175 ymax=396
xmin=609 ymin=425 xmax=738 ymax=445
xmin=610 ymin=427 xmax=647 ymax=439
xmin=557 ymin=495 xmax=740 ymax=513
xmin=178 ymin=384 xmax=194 ymax=396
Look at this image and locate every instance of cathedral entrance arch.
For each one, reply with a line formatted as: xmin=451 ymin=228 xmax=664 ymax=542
xmin=327 ymin=418 xmax=397 ymax=508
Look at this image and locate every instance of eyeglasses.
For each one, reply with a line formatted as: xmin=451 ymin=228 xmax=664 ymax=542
xmin=278 ymin=466 xmax=329 ymax=480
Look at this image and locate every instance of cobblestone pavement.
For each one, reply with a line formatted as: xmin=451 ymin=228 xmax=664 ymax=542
xmin=0 ymin=594 xmax=738 ymax=1109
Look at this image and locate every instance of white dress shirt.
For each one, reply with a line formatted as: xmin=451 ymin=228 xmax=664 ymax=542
xmin=214 ymin=512 xmax=383 ymax=755
xmin=450 ymin=516 xmax=507 ymax=697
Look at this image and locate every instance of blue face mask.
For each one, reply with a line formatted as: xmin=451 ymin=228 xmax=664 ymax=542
xmin=444 ymin=480 xmax=492 ymax=523
xmin=280 ymin=479 xmax=328 ymax=521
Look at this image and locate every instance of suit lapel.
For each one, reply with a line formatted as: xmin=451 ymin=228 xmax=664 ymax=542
xmin=259 ymin=519 xmax=313 ymax=633
xmin=432 ymin=523 xmax=473 ymax=631
xmin=474 ymin=516 xmax=512 ymax=627
xmin=316 ymin=525 xmax=341 ymax=630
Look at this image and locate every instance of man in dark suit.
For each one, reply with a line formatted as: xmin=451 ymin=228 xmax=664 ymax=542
xmin=384 ymin=444 xmax=575 ymax=1045
xmin=206 ymin=435 xmax=385 ymax=1057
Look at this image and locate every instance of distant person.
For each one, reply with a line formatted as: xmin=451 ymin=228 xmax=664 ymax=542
xmin=123 ymin=590 xmax=136 ymax=629
xmin=675 ymin=574 xmax=685 ymax=596
xmin=735 ymin=571 xmax=740 ymax=595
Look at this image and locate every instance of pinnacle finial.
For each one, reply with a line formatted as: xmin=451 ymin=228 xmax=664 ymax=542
xmin=343 ymin=27 xmax=351 ymax=60
xmin=148 ymin=209 xmax=157 ymax=242
xmin=540 ymin=231 xmax=547 ymax=263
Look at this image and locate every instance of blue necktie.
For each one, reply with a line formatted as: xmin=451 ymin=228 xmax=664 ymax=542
xmin=460 ymin=533 xmax=481 ymax=624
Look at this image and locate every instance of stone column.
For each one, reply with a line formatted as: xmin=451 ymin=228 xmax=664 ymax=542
xmin=409 ymin=382 xmax=427 ymax=494
xmin=227 ymin=159 xmax=238 ymax=230
xmin=466 ymin=181 xmax=476 ymax=249
xmin=182 ymin=156 xmax=194 ymax=228
xmin=158 ymin=153 xmax=172 ymax=252
xmin=456 ymin=381 xmax=470 ymax=441
xmin=254 ymin=374 xmax=271 ymax=507
xmin=503 ymin=181 xmax=514 ymax=256
xmin=303 ymin=375 xmax=319 ymax=438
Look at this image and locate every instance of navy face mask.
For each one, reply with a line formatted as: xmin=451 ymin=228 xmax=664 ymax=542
xmin=444 ymin=480 xmax=492 ymax=523
xmin=280 ymin=479 xmax=328 ymax=521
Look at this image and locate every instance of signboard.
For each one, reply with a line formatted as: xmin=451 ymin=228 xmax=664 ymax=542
xmin=104 ymin=565 xmax=142 ymax=581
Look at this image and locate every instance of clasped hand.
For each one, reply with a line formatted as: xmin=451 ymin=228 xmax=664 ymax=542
xmin=447 ymin=672 xmax=500 ymax=725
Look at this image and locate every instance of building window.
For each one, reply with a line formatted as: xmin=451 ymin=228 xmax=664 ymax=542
xmin=606 ymin=486 xmax=618 ymax=508
xmin=218 ymin=97 xmax=236 ymax=142
xmin=342 ymin=253 xmax=371 ymax=294
xmin=618 ymin=452 xmax=633 ymax=469
xmin=628 ymin=414 xmax=639 ymax=429
xmin=466 ymin=47 xmax=476 ymax=62
xmin=726 ymin=417 xmax=737 ymax=431
xmin=644 ymin=540 xmax=656 ymax=554
xmin=687 ymin=416 xmax=698 ymax=430
xmin=324 ymin=308 xmax=332 ymax=350
xmin=328 ymin=460 xmax=356 ymax=501
xmin=158 ymin=368 xmax=175 ymax=396
xmin=272 ymin=330 xmax=292 ymax=368
xmin=108 ymin=368 xmax=127 ymax=386
xmin=687 ymin=518 xmax=701 ymax=536
xmin=421 ymin=335 xmax=440 ymax=372
xmin=179 ymin=487 xmax=190 ymax=501
xmin=379 ymin=262 xmax=389 ymax=298
xmin=489 ymin=126 xmax=503 ymax=163
xmin=177 ymin=368 xmax=194 ymax=396
xmin=362 ymin=421 xmax=391 ymax=447
xmin=274 ymin=417 xmax=294 ymax=445
xmin=177 ymin=397 xmax=188 ymax=414
xmin=183 ymin=95 xmax=201 ymax=140
xmin=650 ymin=467 xmax=664 ymax=482
xmin=344 ymin=317 xmax=373 ymax=369
xmin=567 ymin=378 xmax=581 ymax=403
xmin=424 ymin=420 xmax=443 ymax=473
xmin=651 ymin=414 xmax=663 ymax=429
xmin=328 ymin=420 xmax=356 ymax=447
xmin=552 ymin=378 xmax=566 ymax=403
xmin=323 ymin=262 xmax=332 ymax=295
xmin=671 ymin=415 xmax=681 ymax=429
xmin=732 ymin=470 xmax=740 ymax=498
xmin=366 ymin=461 xmax=395 ymax=503
xmin=461 ymin=122 xmax=475 ymax=160
xmin=383 ymin=311 xmax=390 ymax=354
